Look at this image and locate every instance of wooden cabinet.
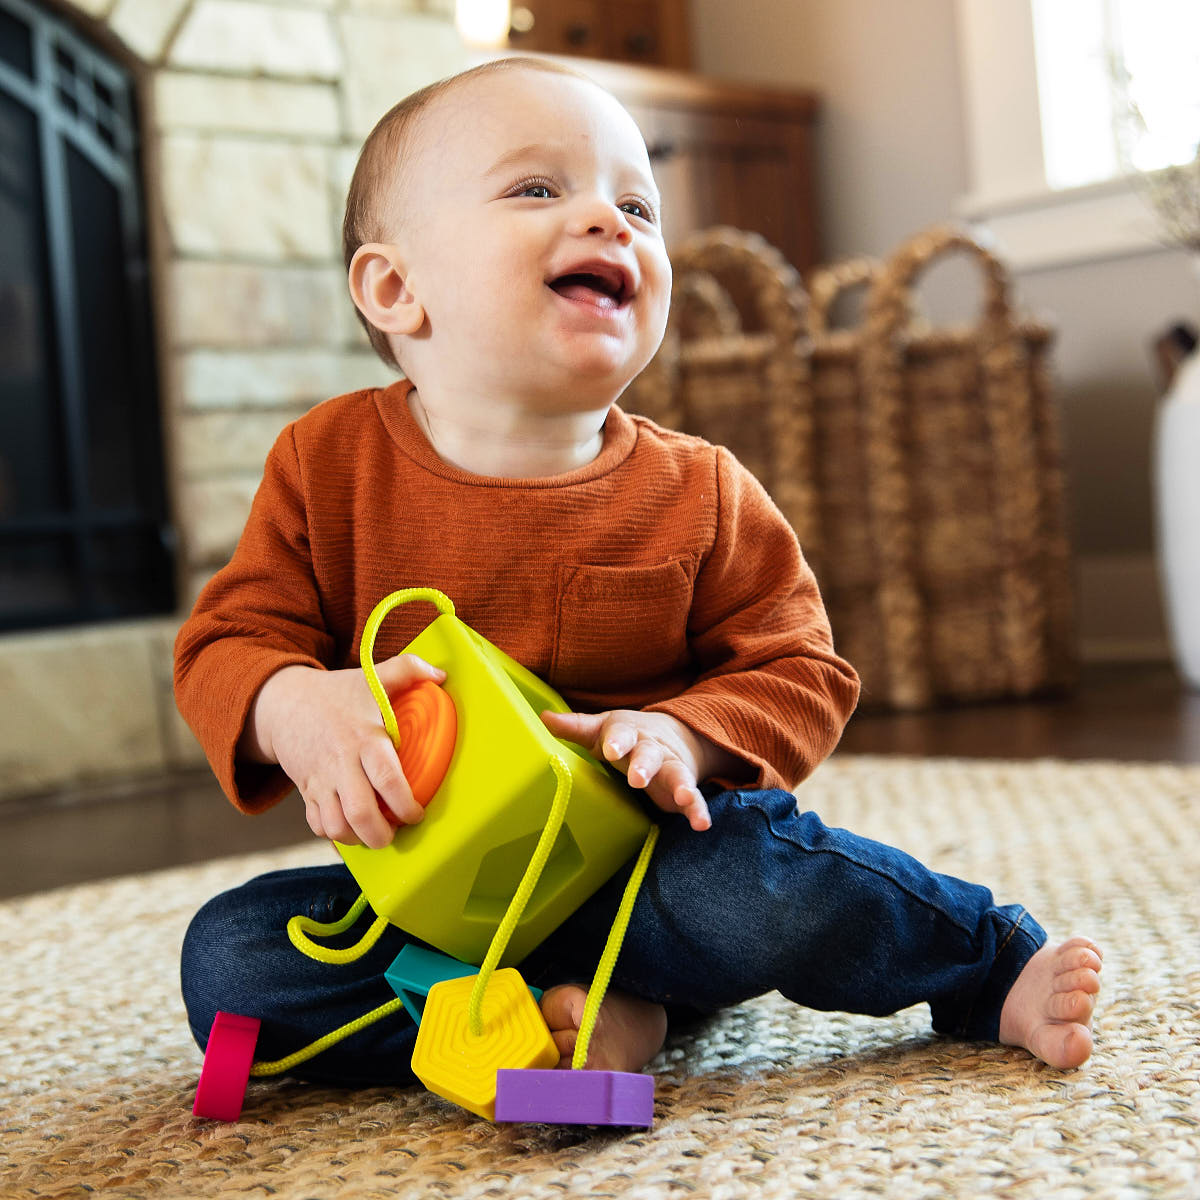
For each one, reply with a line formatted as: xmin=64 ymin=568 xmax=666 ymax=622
xmin=553 ymin=58 xmax=822 ymax=272
xmin=506 ymin=0 xmax=692 ymax=69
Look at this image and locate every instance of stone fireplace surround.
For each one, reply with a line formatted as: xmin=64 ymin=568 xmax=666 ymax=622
xmin=0 ymin=0 xmax=476 ymax=799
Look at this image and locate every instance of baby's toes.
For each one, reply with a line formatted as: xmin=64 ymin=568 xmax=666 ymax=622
xmin=551 ymin=1028 xmax=577 ymax=1069
xmin=1060 ymin=935 xmax=1103 ymax=962
xmin=1055 ymin=965 xmax=1102 ymax=996
xmin=1049 ymin=987 xmax=1095 ymax=1023
xmin=1037 ymin=1021 xmax=1094 ymax=1070
xmin=539 ymin=984 xmax=586 ymax=1031
xmin=1061 ymin=944 xmax=1104 ymax=974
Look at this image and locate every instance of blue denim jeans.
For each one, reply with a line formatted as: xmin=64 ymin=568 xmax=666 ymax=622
xmin=180 ymin=789 xmax=1044 ymax=1086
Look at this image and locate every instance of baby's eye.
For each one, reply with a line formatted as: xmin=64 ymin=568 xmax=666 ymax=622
xmin=510 ymin=177 xmax=557 ymax=200
xmin=620 ymin=199 xmax=656 ymax=223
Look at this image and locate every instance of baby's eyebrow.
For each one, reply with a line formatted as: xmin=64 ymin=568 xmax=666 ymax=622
xmin=484 ymin=143 xmax=548 ymax=178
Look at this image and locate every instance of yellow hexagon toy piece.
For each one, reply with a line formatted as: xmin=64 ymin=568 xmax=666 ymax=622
xmin=411 ymin=969 xmax=558 ymax=1121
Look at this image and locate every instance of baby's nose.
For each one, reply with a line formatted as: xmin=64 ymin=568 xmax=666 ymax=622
xmin=574 ymin=198 xmax=632 ymax=243
xmin=587 ymin=219 xmax=632 ymax=245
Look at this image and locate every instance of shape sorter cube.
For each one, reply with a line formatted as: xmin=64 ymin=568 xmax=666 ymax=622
xmin=337 ymin=599 xmax=652 ymax=968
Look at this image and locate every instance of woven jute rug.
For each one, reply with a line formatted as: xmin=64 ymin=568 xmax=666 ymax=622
xmin=2 ymin=756 xmax=1198 ymax=1199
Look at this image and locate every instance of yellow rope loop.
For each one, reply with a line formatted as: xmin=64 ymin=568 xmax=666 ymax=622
xmin=360 ymin=588 xmax=456 ymax=746
xmin=250 ymin=996 xmax=407 ymax=1077
xmin=287 ymin=893 xmax=391 ymax=965
xmin=571 ymin=823 xmax=659 ymax=1070
xmin=468 ymin=755 xmax=573 ymax=1039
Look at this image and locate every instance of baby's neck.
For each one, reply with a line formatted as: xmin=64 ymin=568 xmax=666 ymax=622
xmin=408 ymin=389 xmax=608 ymax=479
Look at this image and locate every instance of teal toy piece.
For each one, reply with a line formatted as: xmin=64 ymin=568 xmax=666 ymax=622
xmin=385 ymin=944 xmax=543 ymax=1026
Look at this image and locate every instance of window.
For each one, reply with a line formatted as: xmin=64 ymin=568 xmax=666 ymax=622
xmin=955 ymin=0 xmax=1194 ymax=271
xmin=0 ymin=0 xmax=174 ymax=632
xmin=1032 ymin=0 xmax=1200 ymax=190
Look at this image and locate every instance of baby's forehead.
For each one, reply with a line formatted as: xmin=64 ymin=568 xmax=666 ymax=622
xmin=418 ymin=67 xmax=639 ymax=153
xmin=442 ymin=64 xmax=603 ymax=109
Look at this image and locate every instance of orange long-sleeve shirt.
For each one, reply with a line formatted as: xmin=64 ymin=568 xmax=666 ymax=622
xmin=174 ymin=379 xmax=860 ymax=812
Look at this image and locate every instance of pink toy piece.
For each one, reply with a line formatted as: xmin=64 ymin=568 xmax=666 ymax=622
xmin=193 ymin=1011 xmax=261 ymax=1121
xmin=493 ymin=1068 xmax=654 ymax=1127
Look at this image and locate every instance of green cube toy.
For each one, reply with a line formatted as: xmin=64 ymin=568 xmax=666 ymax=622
xmin=336 ymin=589 xmax=652 ymax=968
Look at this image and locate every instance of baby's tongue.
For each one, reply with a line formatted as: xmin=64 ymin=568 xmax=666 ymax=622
xmin=553 ymin=278 xmax=618 ymax=308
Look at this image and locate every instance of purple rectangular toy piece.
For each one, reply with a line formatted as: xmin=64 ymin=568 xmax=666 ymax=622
xmin=493 ymin=1069 xmax=654 ymax=1127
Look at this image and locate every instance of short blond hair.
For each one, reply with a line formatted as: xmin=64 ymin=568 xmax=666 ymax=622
xmin=343 ymin=57 xmax=592 ymax=368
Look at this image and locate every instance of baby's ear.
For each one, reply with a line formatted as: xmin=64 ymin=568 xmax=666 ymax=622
xmin=348 ymin=243 xmax=425 ymax=336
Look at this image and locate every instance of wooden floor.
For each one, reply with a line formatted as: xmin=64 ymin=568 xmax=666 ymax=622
xmin=2 ymin=663 xmax=1197 ymax=901
xmin=840 ymin=661 xmax=1200 ymax=762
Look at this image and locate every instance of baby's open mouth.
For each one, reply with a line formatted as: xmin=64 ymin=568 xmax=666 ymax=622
xmin=548 ymin=266 xmax=630 ymax=308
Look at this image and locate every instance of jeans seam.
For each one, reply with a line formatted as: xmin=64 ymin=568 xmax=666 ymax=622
xmin=956 ymin=907 xmax=1028 ymax=1038
xmin=735 ymin=793 xmax=980 ymax=943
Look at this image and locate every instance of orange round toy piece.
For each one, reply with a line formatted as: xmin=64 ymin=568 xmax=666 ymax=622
xmin=391 ymin=679 xmax=457 ymax=807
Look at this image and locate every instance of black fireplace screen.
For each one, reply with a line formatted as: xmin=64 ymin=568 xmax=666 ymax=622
xmin=0 ymin=0 xmax=174 ymax=632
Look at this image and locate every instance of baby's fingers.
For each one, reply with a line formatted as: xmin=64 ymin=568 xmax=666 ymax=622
xmin=338 ymin=773 xmax=399 ymax=849
xmin=541 ymin=709 xmax=641 ymax=764
xmin=674 ymin=785 xmax=712 ymax=832
xmin=540 ymin=709 xmax=602 ymax=752
xmin=650 ymin=760 xmax=712 ymax=832
xmin=599 ymin=719 xmax=640 ymax=765
xmin=373 ymin=653 xmax=446 ymax=695
xmin=361 ymin=735 xmax=424 ymax=830
xmin=306 ymin=787 xmax=358 ymax=846
xmin=303 ymin=793 xmax=327 ymax=841
xmin=626 ymin=737 xmax=664 ymax=789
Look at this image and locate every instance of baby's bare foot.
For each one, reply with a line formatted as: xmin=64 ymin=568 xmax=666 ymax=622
xmin=999 ymin=935 xmax=1103 ymax=1068
xmin=540 ymin=985 xmax=667 ymax=1073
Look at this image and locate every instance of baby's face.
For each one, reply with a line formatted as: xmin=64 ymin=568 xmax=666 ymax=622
xmin=391 ymin=68 xmax=672 ymax=407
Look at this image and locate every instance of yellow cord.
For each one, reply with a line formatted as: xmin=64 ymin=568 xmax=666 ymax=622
xmin=571 ymin=823 xmax=660 ymax=1071
xmin=265 ymin=893 xmax=401 ymax=1074
xmin=287 ymin=892 xmax=391 ymax=965
xmin=467 ymin=755 xmax=572 ymax=1038
xmin=250 ymin=996 xmax=407 ymax=1076
xmin=360 ymin=588 xmax=455 ymax=747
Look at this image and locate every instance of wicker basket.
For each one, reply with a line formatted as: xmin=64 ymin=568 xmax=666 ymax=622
xmin=629 ymin=224 xmax=1077 ymax=710
xmin=849 ymin=226 xmax=1076 ymax=708
xmin=623 ymin=227 xmax=817 ymax=546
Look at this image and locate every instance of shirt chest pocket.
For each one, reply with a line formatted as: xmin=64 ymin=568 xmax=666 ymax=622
xmin=550 ymin=560 xmax=695 ymax=695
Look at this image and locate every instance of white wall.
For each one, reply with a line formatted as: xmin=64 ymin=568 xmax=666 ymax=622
xmin=689 ymin=0 xmax=1197 ymax=663
xmin=690 ymin=0 xmax=968 ymax=260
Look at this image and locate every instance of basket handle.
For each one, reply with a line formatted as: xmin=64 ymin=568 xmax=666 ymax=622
xmin=864 ymin=224 xmax=1014 ymax=344
xmin=806 ymin=256 xmax=879 ymax=336
xmin=671 ymin=270 xmax=743 ymax=340
xmin=668 ymin=225 xmax=808 ymax=346
xmin=857 ymin=226 xmax=1030 ymax=710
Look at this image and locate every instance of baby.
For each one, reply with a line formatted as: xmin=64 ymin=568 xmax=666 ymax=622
xmin=175 ymin=57 xmax=1101 ymax=1088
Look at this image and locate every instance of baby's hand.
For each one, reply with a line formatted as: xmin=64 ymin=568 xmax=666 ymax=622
xmin=541 ymin=708 xmax=720 ymax=832
xmin=243 ymin=654 xmax=446 ymax=849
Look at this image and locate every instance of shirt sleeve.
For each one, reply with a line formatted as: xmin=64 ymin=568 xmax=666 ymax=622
xmin=645 ymin=446 xmax=861 ymax=792
xmin=173 ymin=424 xmax=332 ymax=812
